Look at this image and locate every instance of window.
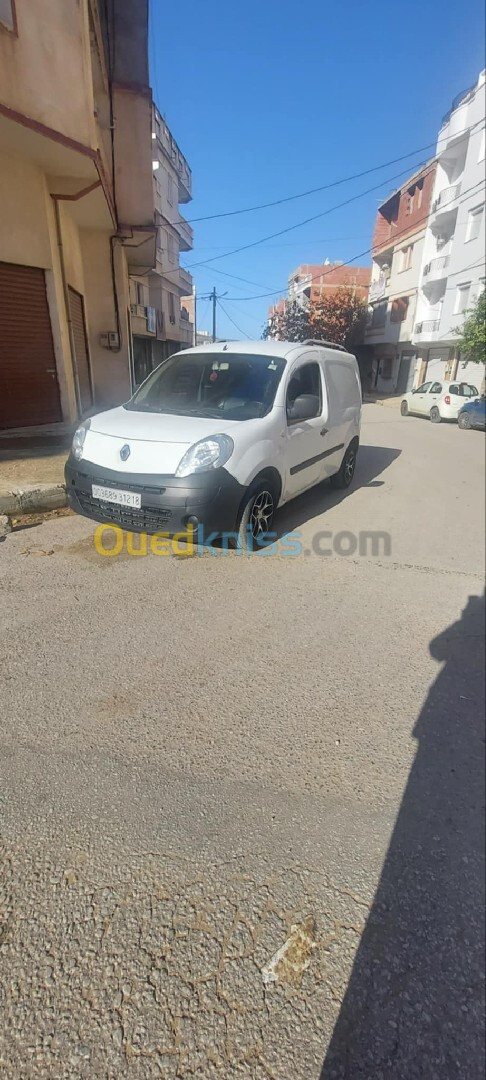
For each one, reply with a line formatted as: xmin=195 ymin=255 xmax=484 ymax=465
xmin=466 ymin=205 xmax=483 ymax=242
xmin=400 ymin=245 xmax=413 ymax=271
xmin=417 ymin=180 xmax=424 ymax=209
xmin=371 ymin=301 xmax=387 ymax=328
xmin=429 ymin=382 xmax=442 ymax=394
xmin=454 ymin=283 xmax=471 ymax=315
xmin=408 ymin=187 xmax=415 ymax=215
xmin=381 ymin=357 xmax=394 ymax=380
xmin=390 ymin=297 xmax=409 ymax=322
xmin=326 ymin=362 xmax=359 ymax=409
xmin=413 ymin=382 xmax=431 ymax=394
xmin=136 ymin=281 xmax=146 ymax=306
xmin=167 ymin=174 xmax=174 ymax=205
xmin=168 ymin=292 xmax=176 ymax=324
xmin=478 ymin=129 xmax=485 ymax=163
xmin=126 ymin=352 xmax=286 ymax=421
xmin=286 ymin=362 xmax=322 ymax=421
xmin=0 ymin=0 xmax=15 ymax=31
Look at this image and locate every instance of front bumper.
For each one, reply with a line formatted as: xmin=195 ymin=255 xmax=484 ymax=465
xmin=65 ymin=456 xmax=246 ymax=537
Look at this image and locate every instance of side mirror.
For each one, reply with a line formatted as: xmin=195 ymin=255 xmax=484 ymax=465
xmin=287 ymin=394 xmax=320 ymax=422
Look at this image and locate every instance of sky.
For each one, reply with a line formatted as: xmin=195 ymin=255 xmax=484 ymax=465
xmin=149 ymin=0 xmax=485 ymax=342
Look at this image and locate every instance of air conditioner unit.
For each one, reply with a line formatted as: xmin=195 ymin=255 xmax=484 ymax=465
xmin=137 ymin=305 xmax=147 ymax=317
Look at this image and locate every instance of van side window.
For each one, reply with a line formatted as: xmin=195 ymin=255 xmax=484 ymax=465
xmin=325 ymin=361 xmax=360 ymax=410
xmin=286 ymin=362 xmax=322 ymax=420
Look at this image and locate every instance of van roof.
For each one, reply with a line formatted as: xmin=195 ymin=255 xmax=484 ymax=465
xmin=177 ymin=339 xmax=356 ymax=361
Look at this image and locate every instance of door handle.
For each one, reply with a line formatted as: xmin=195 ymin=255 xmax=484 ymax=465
xmin=320 ymin=427 xmax=328 ymax=437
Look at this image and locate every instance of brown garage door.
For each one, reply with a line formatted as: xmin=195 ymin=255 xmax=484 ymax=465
xmin=0 ymin=262 xmax=63 ymax=430
xmin=68 ymin=287 xmax=93 ymax=414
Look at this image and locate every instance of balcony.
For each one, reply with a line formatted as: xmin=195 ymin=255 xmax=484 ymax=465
xmin=179 ymin=266 xmax=193 ymax=294
xmin=173 ymin=214 xmax=194 ymax=252
xmin=422 ymin=255 xmax=450 ymax=282
xmin=414 ymin=319 xmax=440 ymax=342
xmin=369 ymin=275 xmax=390 ymax=302
xmin=179 ymin=317 xmax=194 ymax=346
xmin=432 ymin=184 xmax=461 ymax=213
xmin=153 ymin=107 xmax=192 ymax=202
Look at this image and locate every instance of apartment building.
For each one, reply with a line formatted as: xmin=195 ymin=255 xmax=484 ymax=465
xmin=412 ymin=70 xmax=485 ymax=385
xmin=129 ymin=105 xmax=194 ymax=385
xmin=0 ymin=0 xmax=156 ymax=431
xmin=365 ymin=162 xmax=437 ymax=395
xmin=269 ymin=262 xmax=370 ymax=320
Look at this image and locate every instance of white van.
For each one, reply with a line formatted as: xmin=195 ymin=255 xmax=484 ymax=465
xmin=65 ymin=340 xmax=361 ymax=545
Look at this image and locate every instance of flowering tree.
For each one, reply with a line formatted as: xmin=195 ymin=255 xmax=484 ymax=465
xmin=265 ymin=287 xmax=368 ymax=351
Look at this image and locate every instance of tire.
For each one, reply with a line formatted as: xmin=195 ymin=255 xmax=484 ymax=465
xmin=430 ymin=406 xmax=441 ymax=424
xmin=236 ymin=481 xmax=276 ymax=552
xmin=400 ymin=400 xmax=409 ymax=416
xmin=458 ymin=411 xmax=471 ymax=430
xmin=331 ymin=441 xmax=358 ymax=490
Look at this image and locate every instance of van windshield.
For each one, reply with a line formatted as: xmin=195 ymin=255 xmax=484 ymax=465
xmin=125 ymin=352 xmax=286 ymax=420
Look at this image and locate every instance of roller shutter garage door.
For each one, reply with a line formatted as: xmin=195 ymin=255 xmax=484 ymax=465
xmin=68 ymin=287 xmax=93 ymax=414
xmin=0 ymin=261 xmax=62 ymax=429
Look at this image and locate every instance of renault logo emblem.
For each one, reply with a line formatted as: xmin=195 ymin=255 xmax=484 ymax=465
xmin=120 ymin=444 xmax=131 ymax=462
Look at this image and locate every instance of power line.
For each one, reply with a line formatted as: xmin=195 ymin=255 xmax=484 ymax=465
xmin=224 ymin=298 xmax=267 ymax=328
xmin=217 ymin=298 xmax=252 ymax=339
xmin=191 ymin=264 xmax=276 ymax=292
xmin=162 ymin=123 xmax=485 ymax=288
xmin=167 ymin=112 xmax=484 ymax=226
xmin=183 ymin=160 xmax=434 ymax=272
xmin=221 ymin=178 xmax=486 ymax=301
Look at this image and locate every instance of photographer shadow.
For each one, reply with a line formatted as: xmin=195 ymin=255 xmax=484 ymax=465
xmin=321 ymin=591 xmax=486 ymax=1078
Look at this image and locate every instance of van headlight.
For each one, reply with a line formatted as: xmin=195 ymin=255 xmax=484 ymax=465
xmin=175 ymin=434 xmax=234 ymax=478
xmin=72 ymin=419 xmax=91 ymax=461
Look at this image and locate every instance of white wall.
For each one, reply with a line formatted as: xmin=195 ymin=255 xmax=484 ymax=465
xmin=414 ymin=70 xmax=485 ymax=350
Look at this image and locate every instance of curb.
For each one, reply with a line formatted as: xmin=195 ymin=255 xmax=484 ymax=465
xmin=0 ymin=483 xmax=67 ymax=517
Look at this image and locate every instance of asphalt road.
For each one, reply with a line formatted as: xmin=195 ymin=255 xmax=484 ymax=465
xmin=0 ymin=403 xmax=484 ymax=1079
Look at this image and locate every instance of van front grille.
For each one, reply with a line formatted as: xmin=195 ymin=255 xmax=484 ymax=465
xmin=77 ymin=491 xmax=173 ymax=532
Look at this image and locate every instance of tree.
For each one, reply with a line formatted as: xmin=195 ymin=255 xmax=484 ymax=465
xmin=309 ymin=287 xmax=368 ymax=352
xmin=264 ymin=301 xmax=310 ymax=342
xmin=454 ymin=292 xmax=486 ymax=367
xmin=265 ymin=287 xmax=368 ymax=351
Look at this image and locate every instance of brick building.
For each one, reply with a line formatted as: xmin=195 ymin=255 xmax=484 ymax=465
xmin=365 ymin=161 xmax=437 ymax=395
xmin=268 ymin=262 xmax=370 ymax=320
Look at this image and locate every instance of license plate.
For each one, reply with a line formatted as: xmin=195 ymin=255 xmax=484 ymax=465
xmin=92 ymin=484 xmax=141 ymax=509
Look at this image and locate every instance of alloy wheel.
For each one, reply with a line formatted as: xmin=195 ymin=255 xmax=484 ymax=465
xmin=249 ymin=489 xmax=274 ymax=538
xmin=344 ymin=451 xmax=356 ymax=485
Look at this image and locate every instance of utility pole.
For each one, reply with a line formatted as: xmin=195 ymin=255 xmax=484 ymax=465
xmin=210 ymin=287 xmax=227 ymax=342
xmin=192 ymin=284 xmax=197 ymax=347
xmin=211 ymin=286 xmax=217 ymax=342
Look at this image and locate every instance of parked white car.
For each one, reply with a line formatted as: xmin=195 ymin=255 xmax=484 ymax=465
xmin=66 ymin=339 xmax=362 ymax=547
xmin=400 ymin=380 xmax=480 ymax=423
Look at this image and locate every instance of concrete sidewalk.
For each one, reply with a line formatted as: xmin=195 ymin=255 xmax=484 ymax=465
xmin=0 ymin=434 xmax=70 ymax=522
xmin=363 ymin=392 xmax=402 ymax=409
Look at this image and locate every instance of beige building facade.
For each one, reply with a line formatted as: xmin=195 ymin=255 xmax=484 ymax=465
xmin=0 ymin=0 xmax=155 ymax=431
xmin=129 ymin=105 xmax=194 ymax=385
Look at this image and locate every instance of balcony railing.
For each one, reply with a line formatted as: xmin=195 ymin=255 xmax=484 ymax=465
xmin=369 ymin=275 xmax=390 ymax=302
xmin=432 ymin=184 xmax=461 ymax=212
xmin=179 ymin=266 xmax=193 ymax=294
xmin=173 ymin=214 xmax=194 ymax=251
xmin=423 ymin=255 xmax=450 ymax=279
xmin=415 ymin=320 xmax=440 ymax=334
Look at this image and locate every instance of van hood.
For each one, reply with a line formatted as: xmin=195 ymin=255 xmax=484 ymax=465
xmin=82 ymin=406 xmax=241 ymax=475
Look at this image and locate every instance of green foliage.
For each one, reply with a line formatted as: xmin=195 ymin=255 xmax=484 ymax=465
xmin=265 ymin=288 xmax=368 ymax=351
xmin=454 ymin=292 xmax=486 ymax=365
